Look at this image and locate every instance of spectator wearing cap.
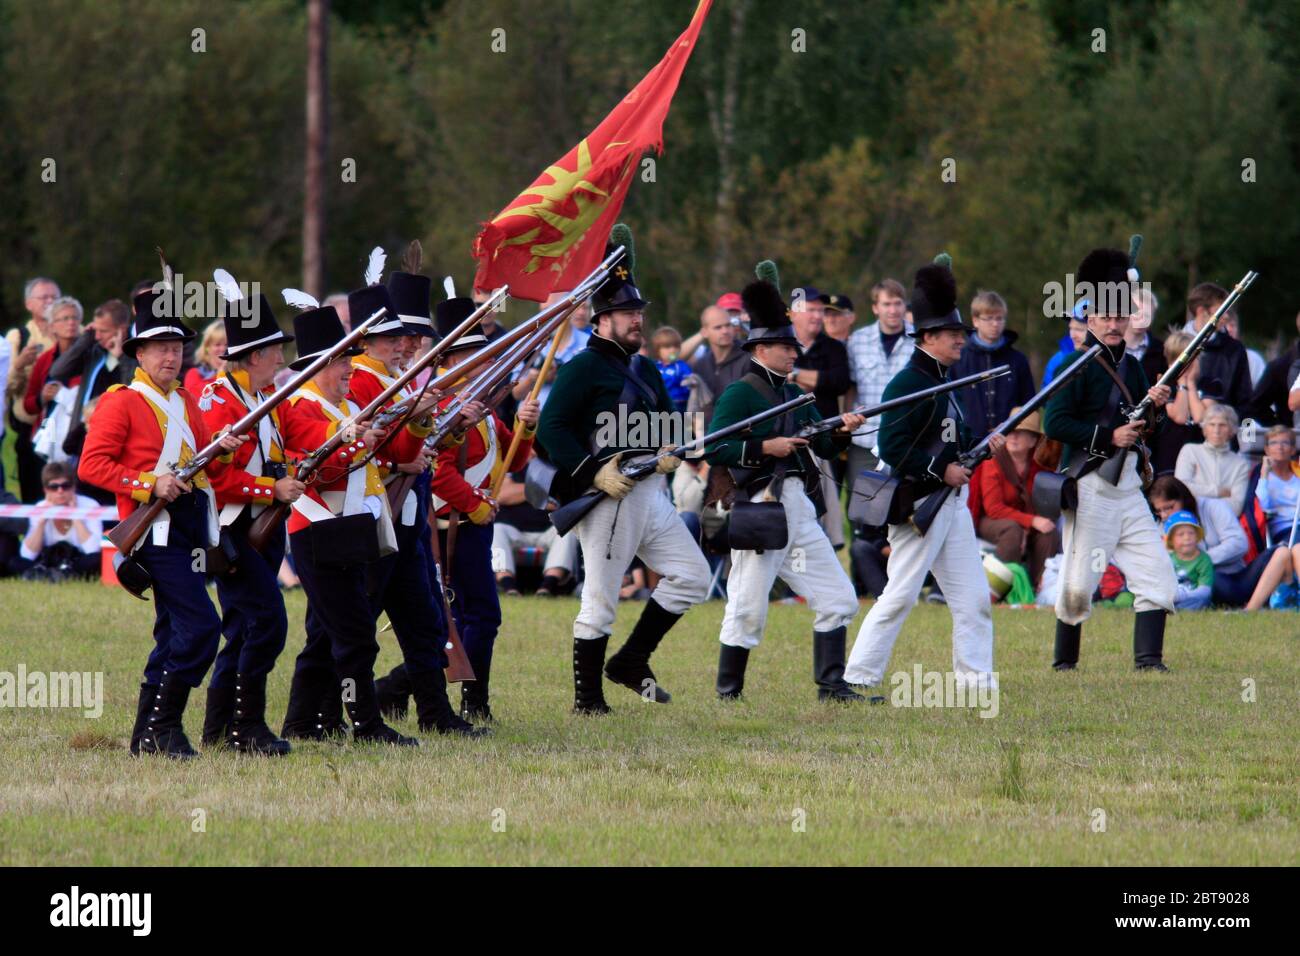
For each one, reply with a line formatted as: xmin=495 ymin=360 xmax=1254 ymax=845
xmin=820 ymin=293 xmax=855 ymax=342
xmin=1147 ymin=476 xmax=1260 ymax=608
xmin=789 ymin=286 xmax=852 ymax=421
xmin=1162 ymin=510 xmax=1213 ymax=611
xmin=1043 ymin=300 xmax=1089 ymax=385
xmin=687 ymin=304 xmax=747 ymax=429
xmin=681 ymin=292 xmax=744 ymax=362
xmin=9 ymin=461 xmax=102 ymax=580
xmin=845 ymin=278 xmax=912 ymax=477
xmin=970 ymin=408 xmax=1058 ymax=588
xmin=950 ymin=290 xmax=1035 ymax=442
xmin=1174 ymin=403 xmax=1251 ymax=515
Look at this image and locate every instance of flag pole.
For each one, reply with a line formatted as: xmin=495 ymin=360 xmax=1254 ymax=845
xmin=490 ymin=316 xmax=567 ymax=498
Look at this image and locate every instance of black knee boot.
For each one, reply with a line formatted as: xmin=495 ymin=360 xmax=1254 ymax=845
xmin=1053 ymin=620 xmax=1081 ymax=671
xmin=201 ymin=684 xmax=235 ymax=747
xmin=605 ymin=598 xmax=677 ymax=703
xmin=139 ymin=672 xmax=198 ymax=759
xmin=281 ymin=668 xmax=328 ymax=740
xmin=716 ymin=644 xmax=749 ymax=700
xmin=414 ymin=668 xmax=490 ymax=737
xmin=813 ymin=627 xmax=865 ymax=702
xmin=573 ymin=635 xmax=612 ymax=715
xmin=130 ymin=683 xmax=159 ymax=755
xmin=1133 ymin=609 xmax=1170 ymax=672
xmin=461 ymin=657 xmax=493 ymax=722
xmin=345 ymin=673 xmax=419 ymax=746
xmin=230 ymin=673 xmax=291 ymax=756
xmin=376 ymin=664 xmax=412 ymax=721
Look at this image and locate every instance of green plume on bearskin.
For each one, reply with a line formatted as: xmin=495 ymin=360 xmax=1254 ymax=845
xmin=755 ymin=258 xmax=780 ymax=293
xmin=933 ymin=252 xmax=952 ymax=271
xmin=610 ymin=223 xmax=635 ymax=276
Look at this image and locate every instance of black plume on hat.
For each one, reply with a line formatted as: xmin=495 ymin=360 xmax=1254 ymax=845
xmin=908 ymin=253 xmax=969 ymax=337
xmin=741 ymin=259 xmax=800 ymax=351
xmin=1076 ymin=246 xmax=1136 ymax=316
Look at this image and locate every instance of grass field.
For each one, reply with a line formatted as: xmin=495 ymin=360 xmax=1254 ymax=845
xmin=0 ymin=580 xmax=1296 ymax=866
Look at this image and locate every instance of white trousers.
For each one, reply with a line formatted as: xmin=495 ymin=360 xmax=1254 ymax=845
xmin=491 ymin=523 xmax=578 ymax=576
xmin=1056 ymin=469 xmax=1176 ymax=624
xmin=719 ymin=478 xmax=860 ymax=649
xmin=574 ymin=475 xmax=710 ymax=641
xmin=845 ymin=486 xmax=996 ymax=687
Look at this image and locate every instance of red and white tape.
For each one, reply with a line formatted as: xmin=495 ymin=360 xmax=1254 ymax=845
xmin=0 ymin=503 xmax=118 ymax=520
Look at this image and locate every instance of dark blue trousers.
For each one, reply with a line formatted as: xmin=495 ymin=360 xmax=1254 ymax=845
xmin=434 ymin=520 xmax=501 ymax=680
xmin=136 ymin=492 xmax=223 ymax=687
xmin=210 ymin=522 xmax=288 ymax=688
xmin=289 ymin=527 xmax=380 ymax=686
xmin=371 ymin=476 xmax=448 ymax=675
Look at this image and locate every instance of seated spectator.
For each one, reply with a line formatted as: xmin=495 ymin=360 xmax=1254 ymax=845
xmin=971 ymin=408 xmax=1058 ymax=587
xmin=1148 ymin=476 xmax=1255 ymax=607
xmin=1174 ymin=403 xmax=1251 ymax=515
xmin=1151 ymin=332 xmax=1209 ymax=475
xmin=1163 ymin=510 xmax=1214 ymax=610
xmin=1240 ymin=425 xmax=1300 ymax=609
xmin=9 ymin=462 xmax=101 ymax=580
xmin=491 ymin=469 xmax=577 ymax=596
xmin=183 ymin=319 xmax=226 ymax=395
xmin=651 ymin=326 xmax=692 ymax=414
xmin=952 ymin=290 xmax=1035 ymax=441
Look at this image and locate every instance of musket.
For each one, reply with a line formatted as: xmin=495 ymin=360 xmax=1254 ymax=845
xmin=911 ymin=344 xmax=1104 ymax=535
xmin=378 ymin=250 xmax=623 ymax=515
xmin=244 ymin=288 xmax=509 ymax=551
xmin=105 ymin=308 xmax=387 ymax=559
xmin=550 ymin=393 xmax=816 ymax=537
xmin=1097 ymin=269 xmax=1258 ymax=484
xmin=797 ymin=365 xmax=1012 ymax=439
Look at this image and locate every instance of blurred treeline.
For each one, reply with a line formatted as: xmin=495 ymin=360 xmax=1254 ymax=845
xmin=1 ymin=0 xmax=1297 ymax=359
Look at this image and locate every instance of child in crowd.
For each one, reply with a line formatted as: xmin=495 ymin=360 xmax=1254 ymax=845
xmin=652 ymin=326 xmax=693 ymax=413
xmin=1164 ymin=510 xmax=1214 ymax=610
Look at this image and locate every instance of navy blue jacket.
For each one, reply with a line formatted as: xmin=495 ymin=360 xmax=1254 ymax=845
xmin=951 ymin=330 xmax=1035 ymax=441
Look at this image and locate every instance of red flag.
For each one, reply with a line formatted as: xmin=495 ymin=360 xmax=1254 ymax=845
xmin=472 ymin=0 xmax=713 ymax=301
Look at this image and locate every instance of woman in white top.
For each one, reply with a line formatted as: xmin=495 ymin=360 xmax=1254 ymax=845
xmin=12 ymin=461 xmax=102 ymax=579
xmin=1174 ymin=403 xmax=1252 ymax=515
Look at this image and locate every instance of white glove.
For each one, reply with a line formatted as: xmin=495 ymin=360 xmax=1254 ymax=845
xmin=594 ymin=454 xmax=634 ymax=500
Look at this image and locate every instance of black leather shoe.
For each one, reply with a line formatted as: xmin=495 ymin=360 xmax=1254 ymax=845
xmin=813 ymin=627 xmax=865 ymax=702
xmin=139 ymin=672 xmax=198 ymax=759
xmin=229 ymin=674 xmax=291 ymax=756
xmin=414 ymin=668 xmax=490 ymax=738
xmin=605 ymin=599 xmax=678 ymax=703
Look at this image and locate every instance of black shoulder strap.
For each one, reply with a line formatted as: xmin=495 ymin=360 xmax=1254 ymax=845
xmin=596 ymin=349 xmax=659 ymax=409
xmin=740 ymin=371 xmax=797 ymax=436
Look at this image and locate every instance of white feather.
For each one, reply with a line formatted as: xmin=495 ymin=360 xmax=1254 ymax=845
xmin=213 ymin=268 xmax=243 ymax=302
xmin=281 ymin=288 xmax=319 ymax=310
xmin=443 ymin=276 xmax=456 ymax=299
xmin=365 ymin=246 xmax=386 ymax=286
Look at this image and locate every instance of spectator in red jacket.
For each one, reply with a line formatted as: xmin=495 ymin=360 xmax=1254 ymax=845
xmin=24 ymin=296 xmax=84 ymax=430
xmin=972 ymin=408 xmax=1059 ymax=587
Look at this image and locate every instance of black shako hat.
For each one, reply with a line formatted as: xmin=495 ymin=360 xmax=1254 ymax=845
xmin=288 ymin=306 xmax=358 ymax=372
xmin=435 ymin=291 xmax=486 ymax=352
xmin=590 ymin=223 xmax=650 ymax=318
xmin=386 ymin=240 xmax=434 ymax=336
xmin=123 ymin=249 xmax=196 ymax=358
xmin=741 ymin=259 xmax=800 ymax=351
xmin=212 ymin=268 xmax=293 ymax=361
xmin=1074 ymin=234 xmax=1142 ymax=318
xmin=907 ymin=253 xmax=971 ymax=338
xmin=348 ymin=246 xmax=411 ymax=336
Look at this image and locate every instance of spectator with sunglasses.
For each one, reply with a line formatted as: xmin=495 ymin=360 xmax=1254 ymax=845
xmin=8 ymin=461 xmax=102 ymax=580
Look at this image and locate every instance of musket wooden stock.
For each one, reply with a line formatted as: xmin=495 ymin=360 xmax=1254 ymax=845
xmin=106 ymin=308 xmax=388 ymax=557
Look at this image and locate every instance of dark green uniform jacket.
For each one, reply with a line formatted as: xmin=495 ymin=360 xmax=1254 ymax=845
xmin=536 ymin=332 xmax=675 ymax=501
xmin=877 ymin=347 xmax=976 ymax=500
xmin=1042 ymin=332 xmax=1158 ymax=476
xmin=705 ymin=361 xmax=851 ymax=505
